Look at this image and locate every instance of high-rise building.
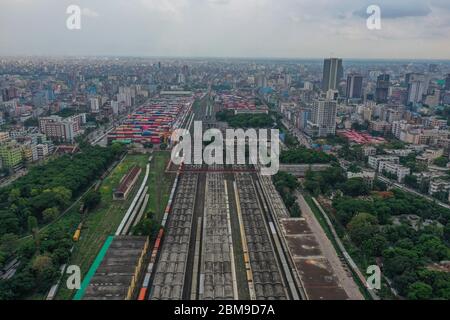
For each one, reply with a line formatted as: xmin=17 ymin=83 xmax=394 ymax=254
xmin=308 ymin=99 xmax=337 ymax=137
xmin=322 ymin=58 xmax=343 ymax=92
xmin=90 ymin=97 xmax=100 ymax=113
xmin=111 ymin=101 xmax=119 ymax=115
xmin=346 ymin=74 xmax=363 ymax=100
xmin=407 ymin=80 xmax=426 ymax=105
xmin=375 ymin=74 xmax=390 ymax=103
xmin=405 ymin=73 xmax=420 ymax=86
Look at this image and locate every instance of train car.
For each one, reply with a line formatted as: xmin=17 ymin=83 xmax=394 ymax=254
xmin=72 ymin=229 xmax=81 ymax=242
xmin=137 ymin=288 xmax=147 ymax=300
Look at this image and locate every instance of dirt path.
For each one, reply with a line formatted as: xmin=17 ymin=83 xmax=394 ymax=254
xmin=296 ymin=192 xmax=364 ymax=300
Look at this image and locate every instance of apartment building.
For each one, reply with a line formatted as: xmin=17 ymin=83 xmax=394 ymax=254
xmin=368 ymin=155 xmax=400 ymax=170
xmin=0 ymin=141 xmax=23 ymax=169
xmin=39 ymin=113 xmax=86 ymax=142
xmin=379 ymin=161 xmax=411 ymax=183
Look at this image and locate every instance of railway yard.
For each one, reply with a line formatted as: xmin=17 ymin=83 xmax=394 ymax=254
xmin=72 ymin=94 xmax=362 ymax=301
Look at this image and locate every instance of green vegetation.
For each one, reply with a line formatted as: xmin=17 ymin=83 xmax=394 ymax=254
xmin=338 ymin=144 xmax=364 ymax=162
xmin=56 ymin=109 xmax=78 ymax=118
xmin=0 ymin=144 xmax=125 ymax=300
xmin=340 ymin=178 xmax=370 ymax=197
xmin=382 ymin=140 xmax=406 ymax=150
xmin=145 ymin=151 xmax=173 ymax=224
xmin=433 ymin=156 xmax=448 ymax=168
xmin=400 ymin=153 xmax=426 ymax=173
xmin=216 ymin=110 xmax=274 ymax=128
xmin=23 ymin=117 xmax=39 ymax=127
xmin=331 ymin=189 xmax=450 ymax=299
xmin=57 ymin=151 xmax=173 ymax=300
xmin=303 ymin=166 xmax=346 ymax=196
xmin=83 ymin=191 xmax=101 ymax=211
xmin=280 ymin=147 xmax=336 ymax=164
xmin=272 ymin=172 xmax=301 ymax=217
xmin=302 ymin=157 xmax=450 ymax=299
xmin=316 ymin=135 xmax=348 ymax=146
xmin=55 ymin=153 xmax=149 ymax=300
xmin=404 ymin=174 xmax=430 ymax=193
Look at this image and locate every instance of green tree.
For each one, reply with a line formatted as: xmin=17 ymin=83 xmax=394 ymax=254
xmin=27 ymin=216 xmax=40 ymax=253
xmin=341 ymin=178 xmax=370 ymax=197
xmin=84 ymin=191 xmax=101 ymax=211
xmin=347 ymin=212 xmax=379 ymax=246
xmin=404 ymin=175 xmax=418 ymax=189
xmin=407 ymin=282 xmax=433 ymax=300
xmin=433 ymin=156 xmax=448 ymax=168
xmin=42 ymin=207 xmax=59 ymax=223
xmin=0 ymin=233 xmax=19 ymax=257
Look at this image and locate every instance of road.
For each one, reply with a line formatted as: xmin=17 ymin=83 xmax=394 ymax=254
xmin=281 ymin=119 xmax=312 ymax=148
xmin=0 ymin=168 xmax=28 ymax=188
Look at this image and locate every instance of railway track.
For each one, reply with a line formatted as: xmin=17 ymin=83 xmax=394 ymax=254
xmin=198 ymin=167 xmax=237 ymax=300
xmin=149 ymin=170 xmax=198 ymax=300
xmin=234 ymin=172 xmax=288 ymax=300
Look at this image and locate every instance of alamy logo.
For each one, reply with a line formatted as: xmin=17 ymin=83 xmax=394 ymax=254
xmin=66 ymin=5 xmax=82 ymax=30
xmin=171 ymin=121 xmax=280 ymax=176
xmin=66 ymin=265 xmax=81 ymax=290
xmin=366 ymin=5 xmax=381 ymax=30
xmin=366 ymin=265 xmax=381 ymax=290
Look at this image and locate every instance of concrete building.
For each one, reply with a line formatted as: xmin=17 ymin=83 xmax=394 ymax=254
xmin=416 ymin=148 xmax=444 ymax=165
xmin=347 ymin=170 xmax=376 ymax=187
xmin=346 ymin=74 xmax=363 ymax=101
xmin=0 ymin=132 xmax=10 ymax=143
xmin=363 ymin=146 xmax=377 ymax=157
xmin=408 ymin=80 xmax=426 ymax=105
xmin=90 ymin=97 xmax=101 ymax=113
xmin=0 ymin=141 xmax=23 ymax=169
xmin=379 ymin=162 xmax=410 ymax=182
xmin=445 ymin=74 xmax=450 ymax=91
xmin=307 ymin=99 xmax=337 ymax=137
xmin=322 ymin=58 xmax=343 ymax=91
xmin=39 ymin=114 xmax=86 ymax=142
xmin=36 ymin=144 xmax=50 ymax=159
xmin=113 ymin=166 xmax=142 ymax=200
xmin=429 ymin=179 xmax=450 ymax=196
xmin=368 ymin=155 xmax=400 ymax=170
xmin=369 ymin=120 xmax=391 ymax=134
xmin=375 ymin=74 xmax=390 ymax=103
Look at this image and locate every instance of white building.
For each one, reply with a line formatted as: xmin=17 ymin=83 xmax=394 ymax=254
xmin=308 ymin=99 xmax=337 ymax=137
xmin=379 ymin=162 xmax=411 ymax=183
xmin=90 ymin=97 xmax=100 ymax=113
xmin=368 ymin=155 xmax=400 ymax=170
xmin=429 ymin=179 xmax=450 ymax=195
xmin=36 ymin=144 xmax=49 ymax=159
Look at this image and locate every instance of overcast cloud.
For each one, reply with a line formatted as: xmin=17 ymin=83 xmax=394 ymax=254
xmin=0 ymin=0 xmax=449 ymax=59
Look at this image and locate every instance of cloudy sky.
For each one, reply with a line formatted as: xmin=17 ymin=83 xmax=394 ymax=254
xmin=1 ymin=0 xmax=450 ymax=59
